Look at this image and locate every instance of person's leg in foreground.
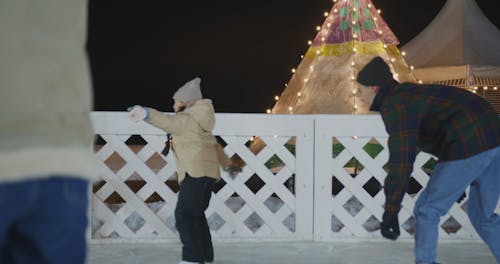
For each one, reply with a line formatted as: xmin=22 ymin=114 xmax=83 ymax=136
xmin=0 ymin=177 xmax=89 ymax=263
xmin=413 ymin=146 xmax=500 ymax=264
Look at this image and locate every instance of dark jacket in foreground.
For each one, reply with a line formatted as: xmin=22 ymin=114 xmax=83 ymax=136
xmin=371 ymin=82 xmax=500 ymax=212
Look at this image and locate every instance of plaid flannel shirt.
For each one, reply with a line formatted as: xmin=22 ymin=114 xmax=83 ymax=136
xmin=373 ymin=82 xmax=500 ymax=213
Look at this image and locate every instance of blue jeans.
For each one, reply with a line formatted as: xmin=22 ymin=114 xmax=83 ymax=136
xmin=413 ymin=146 xmax=500 ymax=264
xmin=0 ymin=176 xmax=89 ymax=264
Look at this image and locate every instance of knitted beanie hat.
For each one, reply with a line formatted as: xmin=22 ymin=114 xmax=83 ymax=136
xmin=173 ymin=77 xmax=203 ymax=103
xmin=357 ymin=57 xmax=395 ymax=86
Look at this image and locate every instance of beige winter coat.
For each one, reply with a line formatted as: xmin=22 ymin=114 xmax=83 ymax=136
xmin=147 ymin=99 xmax=230 ymax=183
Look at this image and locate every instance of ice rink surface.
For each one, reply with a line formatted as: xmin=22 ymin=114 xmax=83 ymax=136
xmin=88 ymin=240 xmax=496 ymax=264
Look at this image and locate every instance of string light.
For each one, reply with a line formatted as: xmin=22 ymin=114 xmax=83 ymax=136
xmin=390 ymin=58 xmax=396 ymax=62
xmin=324 ymin=12 xmax=329 ymax=17
xmin=410 ymin=65 xmax=415 ymax=70
xmin=304 ymin=78 xmax=309 ymax=83
xmin=483 ymin=86 xmax=488 ymax=90
xmin=334 ymin=9 xmax=338 ymax=13
xmin=368 ymin=4 xmax=372 ymax=8
xmin=352 ymin=34 xmax=357 ymax=39
xmin=266 ymin=109 xmax=272 ymax=114
xmin=401 ymin=51 xmax=406 ymax=56
xmin=351 ymin=61 xmax=356 ymax=66
xmin=288 ymin=106 xmax=293 ymax=111
xmin=291 ymin=68 xmax=296 ymax=73
xmin=308 ymin=40 xmax=312 ymax=45
xmin=494 ymin=87 xmax=498 ymax=90
xmin=274 ymin=95 xmax=280 ymax=101
xmin=352 ymin=90 xmax=357 ymax=94
xmin=418 ymin=80 xmax=423 ymax=84
xmin=374 ymin=17 xmax=378 ymax=21
xmin=383 ymin=44 xmax=387 ymax=48
xmin=297 ymin=92 xmax=302 ymax=97
xmin=353 ymin=8 xmax=357 ymax=12
xmin=316 ymin=26 xmax=321 ymax=31
xmin=377 ymin=9 xmax=381 ymax=14
xmin=327 ymin=23 xmax=332 ymax=28
xmin=378 ymin=30 xmax=383 ymax=34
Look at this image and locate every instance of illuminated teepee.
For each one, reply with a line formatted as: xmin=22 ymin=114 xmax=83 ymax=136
xmin=271 ymin=0 xmax=416 ymax=115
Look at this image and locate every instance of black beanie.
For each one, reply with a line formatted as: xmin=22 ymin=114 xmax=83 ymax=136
xmin=357 ymin=56 xmax=395 ymax=86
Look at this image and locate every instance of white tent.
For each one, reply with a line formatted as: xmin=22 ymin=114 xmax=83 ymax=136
xmin=402 ymin=0 xmax=500 ymax=86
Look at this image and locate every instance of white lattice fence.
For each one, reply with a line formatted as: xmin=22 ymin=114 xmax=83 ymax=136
xmin=314 ymin=115 xmax=482 ymax=240
xmin=90 ymin=112 xmax=314 ymax=241
xmin=90 ymin=113 xmax=497 ymax=242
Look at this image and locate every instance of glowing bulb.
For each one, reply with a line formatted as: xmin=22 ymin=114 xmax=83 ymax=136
xmin=418 ymin=80 xmax=423 ymax=84
xmin=291 ymin=68 xmax=296 ymax=73
xmin=275 ymin=95 xmax=280 ymax=101
xmin=484 ymin=86 xmax=488 ymax=90
xmin=301 ymin=55 xmax=304 ymax=59
xmin=321 ymin=37 xmax=326 ymax=42
xmin=324 ymin=12 xmax=329 ymax=17
xmin=390 ymin=58 xmax=396 ymax=62
xmin=410 ymin=65 xmax=415 ymax=70
xmin=250 ymin=136 xmax=255 ymax=141
xmin=351 ymin=75 xmax=356 ymax=80
xmin=401 ymin=51 xmax=406 ymax=56
xmin=353 ymin=47 xmax=357 ymax=52
xmin=354 ymin=105 xmax=358 ymax=109
xmin=494 ymin=87 xmax=498 ymax=90
xmin=352 ymin=90 xmax=357 ymax=95
xmin=378 ymin=9 xmax=381 ymax=14
xmin=378 ymin=30 xmax=383 ymax=34
xmin=316 ymin=50 xmax=320 ymax=55
xmin=316 ymin=26 xmax=321 ymax=31
xmin=472 ymin=90 xmax=477 ymax=93
xmin=352 ymin=20 xmax=356 ymax=25
xmin=266 ymin=109 xmax=272 ymax=114
xmin=474 ymin=86 xmax=478 ymax=90
xmin=353 ymin=8 xmax=357 ymax=12
xmin=394 ymin=73 xmax=399 ymax=78
xmin=374 ymin=17 xmax=378 ymax=21
xmin=352 ymin=34 xmax=357 ymax=38
xmin=368 ymin=4 xmax=372 ymax=8
xmin=383 ymin=44 xmax=387 ymax=48
xmin=334 ymin=9 xmax=338 ymax=13
xmin=304 ymin=78 xmax=309 ymax=82
xmin=308 ymin=40 xmax=312 ymax=45
xmin=352 ymin=135 xmax=358 ymax=140
xmin=288 ymin=106 xmax=293 ymax=111
xmin=351 ymin=61 xmax=355 ymax=66
xmin=310 ymin=66 xmax=314 ymax=70
xmin=297 ymin=92 xmax=302 ymax=97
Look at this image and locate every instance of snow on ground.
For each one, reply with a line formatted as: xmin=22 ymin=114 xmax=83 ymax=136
xmin=88 ymin=240 xmax=497 ymax=264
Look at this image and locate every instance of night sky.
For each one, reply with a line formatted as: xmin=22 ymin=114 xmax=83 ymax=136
xmin=87 ymin=0 xmax=500 ymax=113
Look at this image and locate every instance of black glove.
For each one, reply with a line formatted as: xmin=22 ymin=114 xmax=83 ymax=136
xmin=381 ymin=211 xmax=400 ymax=240
xmin=224 ymin=166 xmax=242 ymax=178
xmin=457 ymin=192 xmax=466 ymax=203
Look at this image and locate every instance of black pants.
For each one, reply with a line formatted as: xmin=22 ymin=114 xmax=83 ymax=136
xmin=175 ymin=174 xmax=215 ymax=263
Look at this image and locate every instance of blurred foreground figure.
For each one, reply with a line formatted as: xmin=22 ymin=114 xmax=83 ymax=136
xmin=356 ymin=57 xmax=500 ymax=264
xmin=0 ymin=0 xmax=98 ymax=263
